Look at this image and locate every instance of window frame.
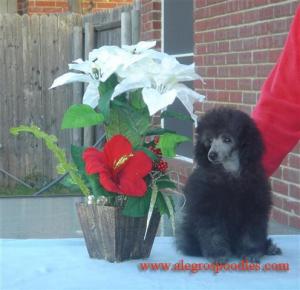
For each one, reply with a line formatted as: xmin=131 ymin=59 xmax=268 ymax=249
xmin=161 ymin=0 xmax=194 ymax=163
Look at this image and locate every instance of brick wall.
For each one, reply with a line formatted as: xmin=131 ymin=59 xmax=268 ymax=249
xmin=16 ymin=0 xmax=133 ymax=14
xmin=194 ymin=0 xmax=300 ymax=229
xmin=140 ymin=0 xmax=161 ymax=48
xmin=27 ymin=0 xmax=69 ymax=14
xmin=140 ymin=0 xmax=300 ymax=229
xmin=81 ymin=0 xmax=132 ymax=14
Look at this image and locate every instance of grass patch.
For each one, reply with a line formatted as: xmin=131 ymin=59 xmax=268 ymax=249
xmin=0 ymin=183 xmax=82 ymax=197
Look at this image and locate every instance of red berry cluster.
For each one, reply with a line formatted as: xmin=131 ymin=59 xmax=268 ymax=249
xmin=156 ymin=160 xmax=168 ymax=172
xmin=149 ymin=146 xmax=162 ymax=156
xmin=148 ymin=136 xmax=168 ymax=173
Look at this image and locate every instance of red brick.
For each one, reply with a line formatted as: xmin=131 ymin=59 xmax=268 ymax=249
xmin=35 ymin=1 xmax=56 ymax=7
xmin=215 ymin=54 xmax=226 ymax=65
xmin=206 ymin=66 xmax=218 ymax=77
xmin=283 ymin=168 xmax=300 ymax=184
xmin=226 ymin=53 xmax=238 ymax=64
xmin=274 ymin=3 xmax=292 ymax=18
xmin=272 ymin=179 xmax=289 ymax=195
xmin=289 ymin=215 xmax=300 ymax=229
xmin=95 ymin=3 xmax=117 ymax=9
xmin=269 ymin=49 xmax=281 ymax=62
xmin=271 ymin=167 xmax=283 ymax=179
xmin=289 ymin=154 xmax=300 ymax=169
xmin=239 ymin=25 xmax=254 ymax=38
xmin=225 ymin=79 xmax=238 ymax=90
xmin=238 ymin=52 xmax=252 ymax=64
xmin=230 ymin=40 xmax=243 ymax=52
xmin=289 ymin=184 xmax=300 ymax=199
xmin=271 ymin=208 xmax=289 ymax=225
xmin=239 ymin=79 xmax=252 ymax=91
xmin=242 ymin=92 xmax=256 ymax=104
xmin=253 ymin=79 xmax=264 ymax=91
xmin=256 ymin=64 xmax=273 ymax=77
xmin=283 ymin=199 xmax=300 ymax=215
xmin=259 ymin=6 xmax=274 ymax=20
xmin=253 ymin=50 xmax=270 ymax=63
xmin=229 ymin=92 xmax=242 ymax=103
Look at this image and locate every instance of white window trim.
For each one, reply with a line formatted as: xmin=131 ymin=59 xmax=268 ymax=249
xmin=161 ymin=0 xmax=194 ymax=163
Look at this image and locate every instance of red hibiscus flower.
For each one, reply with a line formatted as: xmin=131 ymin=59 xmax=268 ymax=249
xmin=83 ymin=135 xmax=152 ymax=197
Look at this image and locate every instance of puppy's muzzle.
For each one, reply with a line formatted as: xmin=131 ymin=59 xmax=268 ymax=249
xmin=208 ymin=151 xmax=218 ymax=163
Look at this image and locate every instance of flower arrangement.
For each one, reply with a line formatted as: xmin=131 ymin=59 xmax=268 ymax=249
xmin=11 ymin=41 xmax=204 ymax=237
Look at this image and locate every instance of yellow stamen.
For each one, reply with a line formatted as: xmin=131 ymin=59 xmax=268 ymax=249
xmin=113 ymin=153 xmax=134 ymax=170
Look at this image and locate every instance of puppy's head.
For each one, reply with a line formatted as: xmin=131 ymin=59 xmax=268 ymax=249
xmin=202 ymin=131 xmax=236 ymax=165
xmin=195 ymin=107 xmax=264 ymax=172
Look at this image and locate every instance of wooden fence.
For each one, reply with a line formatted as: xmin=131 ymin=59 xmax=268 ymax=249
xmin=0 ymin=5 xmax=140 ymax=187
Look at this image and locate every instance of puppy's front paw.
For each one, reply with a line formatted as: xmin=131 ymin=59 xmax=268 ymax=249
xmin=266 ymin=239 xmax=282 ymax=255
xmin=267 ymin=245 xmax=282 ymax=255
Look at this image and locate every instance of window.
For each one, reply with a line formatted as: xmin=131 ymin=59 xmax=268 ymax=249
xmin=162 ymin=0 xmax=194 ymax=159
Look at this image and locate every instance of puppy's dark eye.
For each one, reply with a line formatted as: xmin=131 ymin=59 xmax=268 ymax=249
xmin=207 ymin=138 xmax=213 ymax=144
xmin=223 ymin=137 xmax=232 ymax=143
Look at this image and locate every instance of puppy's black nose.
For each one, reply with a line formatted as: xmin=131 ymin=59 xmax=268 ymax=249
xmin=208 ymin=151 xmax=218 ymax=162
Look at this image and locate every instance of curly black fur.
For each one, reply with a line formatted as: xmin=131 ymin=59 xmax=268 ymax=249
xmin=176 ymin=107 xmax=281 ymax=263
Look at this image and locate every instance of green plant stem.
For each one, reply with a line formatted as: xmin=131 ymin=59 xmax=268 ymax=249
xmin=10 ymin=125 xmax=90 ymax=197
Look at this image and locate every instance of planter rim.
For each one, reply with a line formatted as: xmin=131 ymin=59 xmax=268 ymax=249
xmin=76 ymin=202 xmax=161 ymax=216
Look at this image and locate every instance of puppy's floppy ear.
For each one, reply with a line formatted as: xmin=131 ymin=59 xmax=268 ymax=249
xmin=194 ymin=121 xmax=209 ymax=165
xmin=239 ymin=120 xmax=264 ymax=165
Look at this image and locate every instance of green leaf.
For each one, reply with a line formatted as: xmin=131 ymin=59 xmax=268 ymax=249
xmin=122 ymin=187 xmax=152 ymax=217
xmin=98 ymin=74 xmax=118 ymax=120
xmin=156 ymin=175 xmax=177 ymax=190
xmin=70 ymin=144 xmax=86 ymax=171
xmin=161 ymin=110 xmax=193 ymax=122
xmin=145 ymin=128 xmax=176 ymax=136
xmin=156 ymin=133 xmax=191 ymax=158
xmin=129 ymin=89 xmax=146 ymax=110
xmin=105 ymin=101 xmax=150 ymax=147
xmin=61 ymin=104 xmax=104 ymax=129
xmin=155 ymin=191 xmax=171 ymax=217
xmin=162 ymin=193 xmax=175 ymax=235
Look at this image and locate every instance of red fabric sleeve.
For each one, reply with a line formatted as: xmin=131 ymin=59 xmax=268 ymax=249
xmin=252 ymin=6 xmax=300 ymax=177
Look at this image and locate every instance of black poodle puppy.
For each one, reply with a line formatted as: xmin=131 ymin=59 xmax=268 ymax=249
xmin=176 ymin=107 xmax=281 ymax=263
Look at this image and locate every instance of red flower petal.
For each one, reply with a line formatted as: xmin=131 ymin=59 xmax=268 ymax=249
xmin=82 ymin=136 xmax=152 ymax=197
xmin=118 ymin=151 xmax=152 ymax=196
xmin=83 ymin=147 xmax=108 ymax=175
xmin=103 ymin=135 xmax=133 ymax=169
xmin=99 ymin=173 xmax=120 ymax=193
xmin=118 ymin=175 xmax=148 ymax=197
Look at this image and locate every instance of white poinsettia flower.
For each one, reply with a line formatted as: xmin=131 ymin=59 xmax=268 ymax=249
xmin=112 ymin=55 xmax=205 ymax=124
xmin=172 ymin=83 xmax=205 ymax=124
xmin=50 ymin=41 xmax=159 ymax=109
xmin=122 ymin=40 xmax=156 ymax=53
xmin=142 ymin=87 xmax=178 ymax=115
xmin=50 ymin=59 xmax=101 ymax=108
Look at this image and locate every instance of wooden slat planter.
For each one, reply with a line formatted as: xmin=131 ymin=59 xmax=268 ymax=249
xmin=76 ymin=203 xmax=160 ymax=262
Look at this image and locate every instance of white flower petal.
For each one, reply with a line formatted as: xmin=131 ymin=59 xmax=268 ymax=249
xmin=142 ymin=88 xmax=177 ymax=116
xmin=122 ymin=41 xmax=156 ymax=53
xmin=82 ymin=82 xmax=100 ymax=108
xmin=173 ymin=84 xmax=206 ymax=125
xmin=112 ymin=74 xmax=151 ymax=99
xmin=68 ymin=60 xmax=92 ymax=75
xmin=49 ymin=72 xmax=91 ymax=89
